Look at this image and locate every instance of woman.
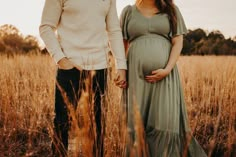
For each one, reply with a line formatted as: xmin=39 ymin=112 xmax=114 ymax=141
xmin=120 ymin=0 xmax=207 ymax=156
xmin=39 ymin=0 xmax=127 ymax=156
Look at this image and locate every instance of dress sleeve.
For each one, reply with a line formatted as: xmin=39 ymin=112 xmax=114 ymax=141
xmin=120 ymin=5 xmax=131 ymax=40
xmin=173 ymin=6 xmax=188 ymax=36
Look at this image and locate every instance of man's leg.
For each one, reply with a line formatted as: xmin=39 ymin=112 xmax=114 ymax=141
xmin=52 ymin=68 xmax=80 ymax=156
xmin=92 ymin=69 xmax=107 ymax=157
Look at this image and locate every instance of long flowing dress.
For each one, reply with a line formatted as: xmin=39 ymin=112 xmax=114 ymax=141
xmin=120 ymin=5 xmax=207 ymax=157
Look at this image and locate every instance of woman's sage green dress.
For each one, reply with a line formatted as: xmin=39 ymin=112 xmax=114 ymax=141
xmin=120 ymin=5 xmax=207 ymax=157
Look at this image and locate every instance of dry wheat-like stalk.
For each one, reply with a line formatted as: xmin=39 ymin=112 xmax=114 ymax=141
xmin=0 ymin=55 xmax=235 ymax=157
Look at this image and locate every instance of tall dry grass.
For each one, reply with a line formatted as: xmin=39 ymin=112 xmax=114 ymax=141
xmin=177 ymin=56 xmax=236 ymax=157
xmin=0 ymin=54 xmax=235 ymax=157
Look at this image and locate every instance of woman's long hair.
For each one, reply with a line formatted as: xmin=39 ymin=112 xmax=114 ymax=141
xmin=136 ymin=0 xmax=177 ymax=34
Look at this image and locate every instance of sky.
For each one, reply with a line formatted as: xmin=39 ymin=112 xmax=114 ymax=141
xmin=0 ymin=0 xmax=235 ymax=41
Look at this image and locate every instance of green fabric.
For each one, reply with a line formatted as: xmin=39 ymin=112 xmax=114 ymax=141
xmin=121 ymin=5 xmax=207 ymax=157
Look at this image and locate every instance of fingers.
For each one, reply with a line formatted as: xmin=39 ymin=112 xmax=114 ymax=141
xmin=145 ymin=74 xmax=158 ymax=82
xmin=145 ymin=69 xmax=165 ymax=83
xmin=146 ymin=70 xmax=161 ymax=78
xmin=151 ymin=69 xmax=159 ymax=74
xmin=58 ymin=64 xmax=74 ymax=70
xmin=114 ymin=70 xmax=127 ymax=88
xmin=114 ymin=75 xmax=127 ymax=88
xmin=114 ymin=79 xmax=123 ymax=85
xmin=145 ymin=75 xmax=156 ymax=79
xmin=58 ymin=58 xmax=75 ymax=70
xmin=74 ymin=65 xmax=82 ymax=71
xmin=114 ymin=75 xmax=120 ymax=83
xmin=145 ymin=77 xmax=157 ymax=83
xmin=115 ymin=78 xmax=127 ymax=88
xmin=145 ymin=74 xmax=161 ymax=83
xmin=116 ymin=80 xmax=127 ymax=88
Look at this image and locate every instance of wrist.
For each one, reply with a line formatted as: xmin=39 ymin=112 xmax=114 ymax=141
xmin=164 ymin=67 xmax=172 ymax=74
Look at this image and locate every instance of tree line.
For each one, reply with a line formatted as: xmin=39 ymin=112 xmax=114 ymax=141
xmin=182 ymin=29 xmax=236 ymax=55
xmin=0 ymin=24 xmax=41 ymax=55
xmin=0 ymin=24 xmax=235 ymax=55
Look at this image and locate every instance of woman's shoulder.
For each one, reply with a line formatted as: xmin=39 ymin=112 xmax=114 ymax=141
xmin=121 ymin=5 xmax=133 ymax=14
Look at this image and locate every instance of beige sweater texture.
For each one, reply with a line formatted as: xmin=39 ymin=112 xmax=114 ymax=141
xmin=39 ymin=0 xmax=127 ymax=70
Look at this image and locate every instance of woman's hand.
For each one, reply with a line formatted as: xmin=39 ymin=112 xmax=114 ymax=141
xmin=145 ymin=69 xmax=170 ymax=83
xmin=114 ymin=69 xmax=127 ymax=89
xmin=58 ymin=57 xmax=82 ymax=71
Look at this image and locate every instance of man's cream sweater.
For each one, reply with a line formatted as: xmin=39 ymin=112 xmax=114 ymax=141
xmin=39 ymin=0 xmax=127 ymax=70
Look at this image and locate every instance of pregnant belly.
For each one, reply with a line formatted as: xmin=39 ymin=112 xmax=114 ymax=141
xmin=128 ymin=38 xmax=171 ymax=77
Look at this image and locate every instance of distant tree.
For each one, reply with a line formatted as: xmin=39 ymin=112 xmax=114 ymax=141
xmin=208 ymin=30 xmax=225 ymax=40
xmin=0 ymin=25 xmax=23 ymax=51
xmin=22 ymin=35 xmax=40 ymax=52
xmin=182 ymin=38 xmax=193 ymax=55
xmin=183 ymin=29 xmax=236 ymax=55
xmin=186 ymin=28 xmax=207 ymax=42
xmin=0 ymin=24 xmax=20 ymax=35
xmin=233 ymin=36 xmax=236 ymax=41
xmin=0 ymin=24 xmax=40 ymax=54
xmin=0 ymin=40 xmax=5 ymax=52
xmin=182 ymin=28 xmax=207 ymax=55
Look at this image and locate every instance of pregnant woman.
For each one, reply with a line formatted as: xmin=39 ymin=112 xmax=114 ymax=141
xmin=120 ymin=0 xmax=207 ymax=156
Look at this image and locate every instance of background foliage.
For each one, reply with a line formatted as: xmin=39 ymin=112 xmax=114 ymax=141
xmin=0 ymin=24 xmax=236 ymax=56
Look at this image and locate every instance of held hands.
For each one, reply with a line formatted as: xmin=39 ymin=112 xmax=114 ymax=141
xmin=59 ymin=58 xmax=127 ymax=88
xmin=145 ymin=68 xmax=170 ymax=83
xmin=58 ymin=57 xmax=82 ymax=71
xmin=114 ymin=69 xmax=127 ymax=89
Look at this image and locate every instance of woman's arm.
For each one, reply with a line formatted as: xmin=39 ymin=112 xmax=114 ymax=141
xmin=165 ymin=35 xmax=183 ymax=72
xmin=145 ymin=5 xmax=186 ymax=83
xmin=145 ymin=35 xmax=183 ymax=83
xmin=123 ymin=39 xmax=129 ymax=57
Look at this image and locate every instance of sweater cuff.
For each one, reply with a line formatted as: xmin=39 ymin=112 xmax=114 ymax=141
xmin=115 ymin=59 xmax=127 ymax=70
xmin=53 ymin=52 xmax=66 ymax=64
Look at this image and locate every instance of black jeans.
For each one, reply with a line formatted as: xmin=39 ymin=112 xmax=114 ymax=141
xmin=52 ymin=67 xmax=107 ymax=157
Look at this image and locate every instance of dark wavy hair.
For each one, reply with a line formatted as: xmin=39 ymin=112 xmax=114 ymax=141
xmin=136 ymin=0 xmax=177 ymax=34
xmin=156 ymin=0 xmax=177 ymax=34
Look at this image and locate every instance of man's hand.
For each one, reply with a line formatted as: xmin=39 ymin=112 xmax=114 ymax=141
xmin=114 ymin=69 xmax=127 ymax=89
xmin=58 ymin=57 xmax=82 ymax=71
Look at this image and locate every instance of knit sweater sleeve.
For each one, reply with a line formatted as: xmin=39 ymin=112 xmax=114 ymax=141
xmin=106 ymin=0 xmax=127 ymax=70
xmin=39 ymin=0 xmax=65 ymax=64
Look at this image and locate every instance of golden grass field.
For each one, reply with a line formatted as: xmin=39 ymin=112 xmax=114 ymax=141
xmin=0 ymin=54 xmax=235 ymax=157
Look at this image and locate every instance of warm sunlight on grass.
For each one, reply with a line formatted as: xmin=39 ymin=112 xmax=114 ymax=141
xmin=0 ymin=55 xmax=235 ymax=157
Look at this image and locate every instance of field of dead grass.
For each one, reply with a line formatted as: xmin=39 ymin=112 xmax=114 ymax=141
xmin=0 ymin=55 xmax=235 ymax=157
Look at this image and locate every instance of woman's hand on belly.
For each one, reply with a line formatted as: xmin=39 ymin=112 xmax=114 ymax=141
xmin=145 ymin=68 xmax=170 ymax=83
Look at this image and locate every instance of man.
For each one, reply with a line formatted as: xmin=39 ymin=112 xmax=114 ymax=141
xmin=39 ymin=0 xmax=127 ymax=156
